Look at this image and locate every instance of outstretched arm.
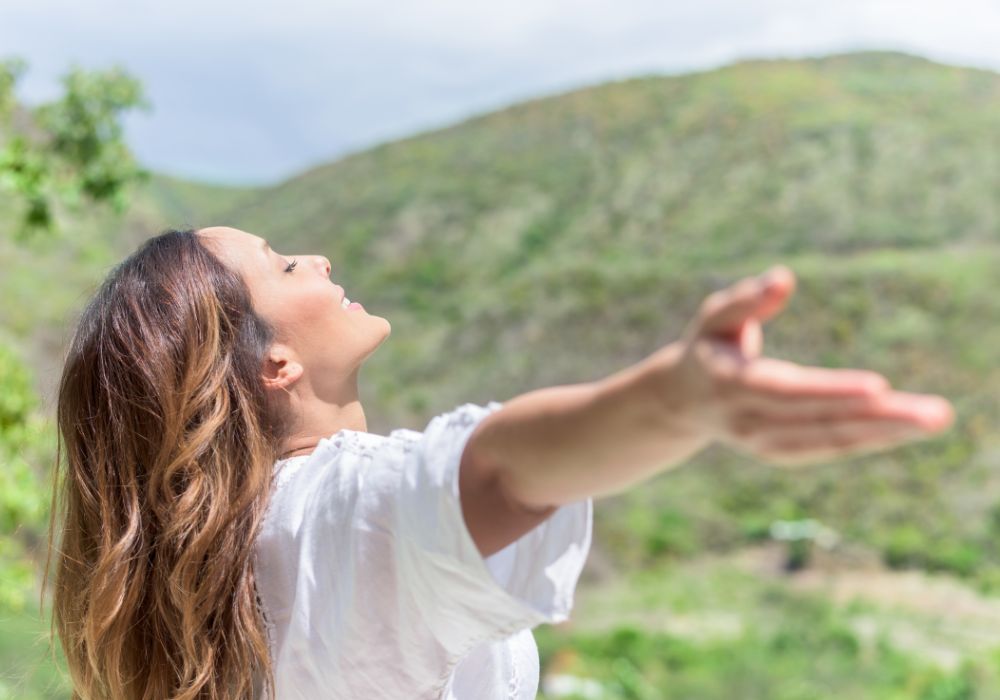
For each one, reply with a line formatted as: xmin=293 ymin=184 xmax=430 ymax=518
xmin=460 ymin=266 xmax=954 ymax=556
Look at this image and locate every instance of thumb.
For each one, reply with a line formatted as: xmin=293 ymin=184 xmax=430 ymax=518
xmin=693 ymin=265 xmax=796 ymax=339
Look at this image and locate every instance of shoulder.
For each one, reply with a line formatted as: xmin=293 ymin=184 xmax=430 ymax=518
xmin=263 ymin=402 xmax=504 ymax=523
xmin=269 ymin=428 xmax=415 ymax=497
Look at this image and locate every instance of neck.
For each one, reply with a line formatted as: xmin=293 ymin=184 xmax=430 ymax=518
xmin=275 ymin=374 xmax=368 ymax=459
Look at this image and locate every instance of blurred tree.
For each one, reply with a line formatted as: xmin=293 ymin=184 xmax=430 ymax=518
xmin=0 ymin=57 xmax=148 ymax=238
xmin=0 ymin=57 xmax=147 ymax=608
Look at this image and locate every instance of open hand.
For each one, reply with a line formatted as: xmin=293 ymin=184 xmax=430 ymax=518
xmin=659 ymin=266 xmax=954 ymax=466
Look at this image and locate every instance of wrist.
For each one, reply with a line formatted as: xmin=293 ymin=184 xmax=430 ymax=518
xmin=598 ymin=343 xmax=712 ymax=460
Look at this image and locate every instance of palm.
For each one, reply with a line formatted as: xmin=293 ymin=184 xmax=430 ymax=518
xmin=682 ymin=267 xmax=953 ymax=466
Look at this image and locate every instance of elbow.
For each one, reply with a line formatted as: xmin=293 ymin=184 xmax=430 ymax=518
xmin=460 ymin=427 xmax=557 ymax=557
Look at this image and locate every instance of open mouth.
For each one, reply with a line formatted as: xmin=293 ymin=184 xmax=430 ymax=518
xmin=340 ymin=296 xmax=364 ymax=311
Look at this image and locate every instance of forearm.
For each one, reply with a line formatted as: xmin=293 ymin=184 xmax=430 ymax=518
xmin=468 ymin=343 xmax=709 ymax=510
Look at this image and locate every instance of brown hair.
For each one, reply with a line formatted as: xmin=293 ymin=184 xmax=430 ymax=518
xmin=46 ymin=228 xmax=287 ymax=699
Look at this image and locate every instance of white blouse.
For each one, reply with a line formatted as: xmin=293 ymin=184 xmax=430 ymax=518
xmin=253 ymin=401 xmax=593 ymax=699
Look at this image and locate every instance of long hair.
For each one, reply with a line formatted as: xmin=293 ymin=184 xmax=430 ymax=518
xmin=46 ymin=228 xmax=287 ymax=699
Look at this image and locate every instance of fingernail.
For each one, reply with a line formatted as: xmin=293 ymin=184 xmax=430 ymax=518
xmin=761 ymin=267 xmax=786 ymax=288
xmin=925 ymin=398 xmax=955 ymax=430
xmin=758 ymin=271 xmax=777 ymax=290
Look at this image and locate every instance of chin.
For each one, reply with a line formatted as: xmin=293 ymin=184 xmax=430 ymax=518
xmin=368 ymin=315 xmax=392 ymax=348
xmin=356 ymin=320 xmax=391 ymax=366
xmin=374 ymin=315 xmax=391 ymax=336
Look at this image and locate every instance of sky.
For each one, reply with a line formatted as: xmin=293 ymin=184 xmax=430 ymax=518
xmin=3 ymin=0 xmax=1000 ymax=186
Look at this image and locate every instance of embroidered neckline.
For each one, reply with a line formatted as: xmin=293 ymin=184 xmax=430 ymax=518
xmin=272 ymin=428 xmax=421 ymax=475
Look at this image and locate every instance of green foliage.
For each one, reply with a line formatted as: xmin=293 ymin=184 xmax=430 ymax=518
xmin=0 ymin=58 xmax=149 ymax=238
xmin=784 ymin=539 xmax=812 ymax=572
xmin=883 ymin=525 xmax=931 ymax=570
xmin=0 ymin=344 xmax=54 ymax=610
xmin=536 ymin=594 xmax=984 ymax=699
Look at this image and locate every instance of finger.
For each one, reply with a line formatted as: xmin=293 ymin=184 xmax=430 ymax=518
xmin=865 ymin=390 xmax=955 ymax=433
xmin=738 ymin=357 xmax=890 ymax=397
xmin=748 ymin=417 xmax=939 ymax=467
xmin=741 ymin=318 xmax=763 ymax=358
xmin=738 ymin=390 xmax=955 ymax=431
xmin=739 ymin=392 xmax=886 ymax=421
xmin=696 ymin=266 xmax=796 ymax=338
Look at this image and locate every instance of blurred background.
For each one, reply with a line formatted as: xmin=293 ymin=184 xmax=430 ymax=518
xmin=2 ymin=1 xmax=999 ymax=698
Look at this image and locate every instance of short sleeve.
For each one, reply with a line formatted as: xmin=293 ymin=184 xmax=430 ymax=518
xmin=396 ymin=401 xmax=593 ymax=655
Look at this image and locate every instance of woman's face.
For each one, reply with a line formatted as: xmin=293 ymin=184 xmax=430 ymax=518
xmin=196 ymin=226 xmax=391 ymax=394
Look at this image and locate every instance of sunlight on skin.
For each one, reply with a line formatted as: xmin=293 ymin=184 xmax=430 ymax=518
xmin=196 ymin=226 xmax=391 ymax=456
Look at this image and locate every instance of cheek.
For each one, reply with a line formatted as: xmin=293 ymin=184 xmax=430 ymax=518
xmin=262 ymin=286 xmax=337 ymax=338
xmin=291 ymin=288 xmax=338 ymax=326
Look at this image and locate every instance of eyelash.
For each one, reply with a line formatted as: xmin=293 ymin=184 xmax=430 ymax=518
xmin=284 ymin=259 xmax=298 ymax=273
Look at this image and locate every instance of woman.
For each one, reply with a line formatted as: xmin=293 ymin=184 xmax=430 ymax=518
xmin=49 ymin=226 xmax=953 ymax=699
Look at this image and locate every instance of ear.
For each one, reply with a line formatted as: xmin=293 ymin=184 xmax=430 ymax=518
xmin=261 ymin=344 xmax=304 ymax=392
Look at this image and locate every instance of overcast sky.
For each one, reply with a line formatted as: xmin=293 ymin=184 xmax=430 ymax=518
xmin=3 ymin=0 xmax=999 ymax=185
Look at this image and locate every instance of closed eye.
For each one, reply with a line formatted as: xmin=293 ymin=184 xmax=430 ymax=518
xmin=284 ymin=259 xmax=298 ymax=273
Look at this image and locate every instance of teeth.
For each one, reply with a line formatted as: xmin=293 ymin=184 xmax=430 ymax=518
xmin=341 ymin=297 xmax=351 ymax=308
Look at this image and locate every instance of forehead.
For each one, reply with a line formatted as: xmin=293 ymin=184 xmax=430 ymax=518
xmin=196 ymin=226 xmax=266 ymax=274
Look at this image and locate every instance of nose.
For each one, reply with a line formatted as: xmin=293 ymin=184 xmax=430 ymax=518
xmin=317 ymin=255 xmax=331 ymax=277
